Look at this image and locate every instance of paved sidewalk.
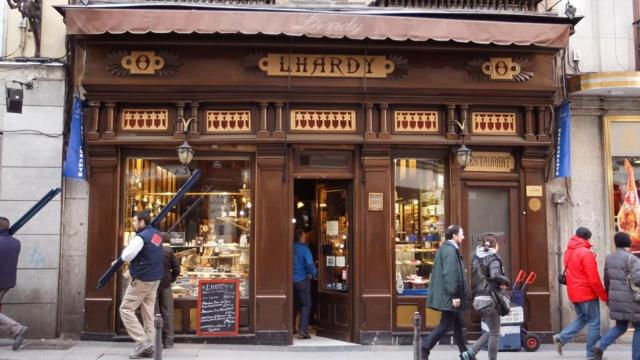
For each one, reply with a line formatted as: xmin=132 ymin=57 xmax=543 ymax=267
xmin=0 ymin=340 xmax=633 ymax=360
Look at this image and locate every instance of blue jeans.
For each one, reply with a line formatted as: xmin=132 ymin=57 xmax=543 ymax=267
xmin=598 ymin=320 xmax=640 ymax=360
xmin=557 ymin=299 xmax=601 ymax=359
xmin=294 ymin=278 xmax=312 ymax=334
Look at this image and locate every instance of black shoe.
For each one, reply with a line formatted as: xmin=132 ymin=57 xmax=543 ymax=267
xmin=12 ymin=326 xmax=27 ymax=351
xmin=163 ymin=343 xmax=173 ymax=349
xmin=460 ymin=351 xmax=476 ymax=360
xmin=298 ymin=332 xmax=311 ymax=339
xmin=592 ymin=346 xmax=603 ymax=360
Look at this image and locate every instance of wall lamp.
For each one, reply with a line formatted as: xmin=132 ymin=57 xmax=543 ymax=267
xmin=451 ymin=118 xmax=473 ymax=169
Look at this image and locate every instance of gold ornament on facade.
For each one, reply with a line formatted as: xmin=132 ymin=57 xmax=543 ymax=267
xmin=394 ymin=111 xmax=439 ymax=133
xmin=528 ymin=198 xmax=542 ymax=212
xmin=206 ymin=111 xmax=252 ymax=132
xmin=121 ymin=109 xmax=169 ymax=131
xmin=471 ymin=112 xmax=517 ymax=135
xmin=467 ymin=56 xmax=534 ymax=82
xmin=290 ymin=110 xmax=356 ymax=131
xmin=106 ymin=50 xmax=182 ymax=76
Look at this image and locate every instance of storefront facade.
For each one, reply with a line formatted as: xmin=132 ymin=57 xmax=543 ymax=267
xmin=63 ymin=5 xmax=571 ymax=345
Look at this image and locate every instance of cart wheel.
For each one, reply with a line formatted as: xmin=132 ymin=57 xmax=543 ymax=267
xmin=523 ymin=333 xmax=541 ymax=352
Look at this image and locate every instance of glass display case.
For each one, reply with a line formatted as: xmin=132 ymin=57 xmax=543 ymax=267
xmin=394 ymin=159 xmax=445 ymax=295
xmin=122 ymin=158 xmax=252 ymax=301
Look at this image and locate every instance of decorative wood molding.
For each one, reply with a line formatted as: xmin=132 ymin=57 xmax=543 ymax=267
xmin=205 ymin=110 xmax=251 ymax=132
xmin=467 ymin=56 xmax=534 ymax=83
xmin=394 ymin=111 xmax=439 ymax=133
xmin=87 ymin=101 xmax=101 ymax=141
xmin=290 ymin=110 xmax=356 ymax=131
xmin=471 ymin=112 xmax=517 ymax=135
xmin=121 ymin=109 xmax=169 ymax=131
xmin=106 ymin=50 xmax=181 ymax=76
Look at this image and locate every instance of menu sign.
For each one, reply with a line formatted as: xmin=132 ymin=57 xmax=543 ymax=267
xmin=197 ymin=279 xmax=239 ymax=336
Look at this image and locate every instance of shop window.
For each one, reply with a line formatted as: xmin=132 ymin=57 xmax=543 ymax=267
xmin=608 ymin=119 xmax=640 ymax=253
xmin=394 ymin=159 xmax=445 ymax=296
xmin=122 ymin=158 xmax=252 ymax=304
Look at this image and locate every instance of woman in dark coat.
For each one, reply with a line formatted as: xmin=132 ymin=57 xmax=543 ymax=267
xmin=593 ymin=232 xmax=640 ymax=360
xmin=460 ymin=234 xmax=510 ymax=360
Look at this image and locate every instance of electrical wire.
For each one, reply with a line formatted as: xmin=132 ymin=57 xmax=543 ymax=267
xmin=0 ymin=129 xmax=63 ymax=137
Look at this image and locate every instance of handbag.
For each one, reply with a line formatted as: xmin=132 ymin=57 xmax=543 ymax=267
xmin=491 ymin=289 xmax=511 ymax=316
xmin=626 ymin=254 xmax=640 ymax=302
xmin=558 ymin=251 xmax=576 ymax=286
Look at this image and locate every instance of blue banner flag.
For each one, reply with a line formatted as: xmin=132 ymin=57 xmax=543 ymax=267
xmin=555 ymin=101 xmax=571 ymax=178
xmin=63 ymin=97 xmax=87 ymax=179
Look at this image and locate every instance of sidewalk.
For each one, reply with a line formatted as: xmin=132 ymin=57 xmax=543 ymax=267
xmin=0 ymin=340 xmax=632 ymax=360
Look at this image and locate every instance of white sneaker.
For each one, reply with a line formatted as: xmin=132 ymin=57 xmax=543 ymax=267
xmin=552 ymin=334 xmax=563 ymax=356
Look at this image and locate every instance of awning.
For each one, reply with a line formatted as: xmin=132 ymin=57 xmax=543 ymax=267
xmin=59 ymin=6 xmax=571 ymax=48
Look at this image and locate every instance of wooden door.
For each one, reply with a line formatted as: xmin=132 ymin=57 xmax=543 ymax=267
xmin=462 ymin=181 xmax=520 ymax=328
xmin=315 ymin=182 xmax=353 ymax=341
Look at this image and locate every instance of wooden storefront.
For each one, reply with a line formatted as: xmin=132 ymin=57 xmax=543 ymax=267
xmin=62 ymin=5 xmax=571 ymax=345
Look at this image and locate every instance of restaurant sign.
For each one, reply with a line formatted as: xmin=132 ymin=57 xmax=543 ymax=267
xmin=464 ymin=152 xmax=515 ymax=173
xmin=258 ymin=53 xmax=396 ymax=78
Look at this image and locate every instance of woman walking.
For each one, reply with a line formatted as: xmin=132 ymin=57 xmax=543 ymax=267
xmin=593 ymin=232 xmax=640 ymax=360
xmin=461 ymin=234 xmax=510 ymax=360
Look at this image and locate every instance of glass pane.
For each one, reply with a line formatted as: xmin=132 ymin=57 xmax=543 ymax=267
xmin=612 ymin=156 xmax=640 ymax=252
xmin=393 ymin=159 xmax=446 ymax=297
xmin=319 ymin=187 xmax=349 ymax=292
xmin=467 ymin=189 xmax=511 ymax=277
xmin=122 ymin=158 xmax=252 ymax=304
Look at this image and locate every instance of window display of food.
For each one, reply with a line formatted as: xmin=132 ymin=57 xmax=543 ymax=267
xmin=394 ymin=159 xmax=445 ymax=295
xmin=123 ymin=158 xmax=252 ymax=300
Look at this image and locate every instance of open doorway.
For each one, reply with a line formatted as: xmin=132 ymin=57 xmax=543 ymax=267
xmin=293 ymin=179 xmax=354 ymax=342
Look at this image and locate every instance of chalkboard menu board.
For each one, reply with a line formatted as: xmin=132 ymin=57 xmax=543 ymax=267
xmin=197 ymin=279 xmax=239 ymax=336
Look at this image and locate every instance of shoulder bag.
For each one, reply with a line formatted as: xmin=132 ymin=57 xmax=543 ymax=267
xmin=558 ymin=251 xmax=576 ymax=286
xmin=626 ymin=254 xmax=640 ymax=302
xmin=479 ymin=256 xmax=511 ymax=316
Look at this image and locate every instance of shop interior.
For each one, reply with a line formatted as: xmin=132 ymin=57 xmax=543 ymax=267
xmin=121 ymin=158 xmax=252 ymax=333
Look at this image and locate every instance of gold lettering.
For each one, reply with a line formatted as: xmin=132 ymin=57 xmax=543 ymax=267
xmin=329 ymin=57 xmax=344 ymax=75
xmin=311 ymin=57 xmax=326 ymax=75
xmin=279 ymin=56 xmax=290 ymax=72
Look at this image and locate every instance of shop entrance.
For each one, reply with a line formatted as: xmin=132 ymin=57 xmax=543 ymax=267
xmin=293 ymin=179 xmax=354 ymax=342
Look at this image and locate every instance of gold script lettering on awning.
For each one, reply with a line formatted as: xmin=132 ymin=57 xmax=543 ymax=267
xmin=258 ymin=54 xmax=395 ymax=78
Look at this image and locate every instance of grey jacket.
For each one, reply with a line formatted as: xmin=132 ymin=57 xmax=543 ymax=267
xmin=604 ymin=249 xmax=640 ymax=322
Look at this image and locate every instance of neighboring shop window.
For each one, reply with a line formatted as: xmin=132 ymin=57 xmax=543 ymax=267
xmin=123 ymin=158 xmax=252 ymax=300
xmin=394 ymin=159 xmax=445 ymax=296
xmin=608 ymin=118 xmax=640 ymax=252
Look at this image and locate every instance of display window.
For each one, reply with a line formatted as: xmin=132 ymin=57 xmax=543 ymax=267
xmin=606 ymin=117 xmax=640 ymax=253
xmin=393 ymin=159 xmax=446 ymax=296
xmin=121 ymin=157 xmax=252 ymax=331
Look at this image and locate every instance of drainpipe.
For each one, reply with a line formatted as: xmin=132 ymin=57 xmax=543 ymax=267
xmin=552 ymin=192 xmax=567 ymax=329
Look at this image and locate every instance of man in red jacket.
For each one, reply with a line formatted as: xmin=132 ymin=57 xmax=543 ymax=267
xmin=553 ymin=227 xmax=608 ymax=360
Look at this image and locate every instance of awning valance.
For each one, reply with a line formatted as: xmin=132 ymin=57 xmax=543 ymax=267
xmin=60 ymin=6 xmax=571 ymax=48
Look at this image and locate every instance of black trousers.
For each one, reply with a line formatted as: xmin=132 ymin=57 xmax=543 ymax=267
xmin=294 ymin=278 xmax=312 ymax=334
xmin=421 ymin=309 xmax=467 ymax=355
xmin=155 ymin=286 xmax=174 ymax=346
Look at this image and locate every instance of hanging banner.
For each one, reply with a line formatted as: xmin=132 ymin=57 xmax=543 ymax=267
xmin=555 ymin=101 xmax=571 ymax=178
xmin=63 ymin=97 xmax=87 ymax=179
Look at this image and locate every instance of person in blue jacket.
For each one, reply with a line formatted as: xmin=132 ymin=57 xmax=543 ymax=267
xmin=0 ymin=217 xmax=28 ymax=351
xmin=293 ymin=229 xmax=317 ymax=339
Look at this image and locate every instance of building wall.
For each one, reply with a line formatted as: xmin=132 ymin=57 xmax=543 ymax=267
xmin=3 ymin=0 xmax=67 ymax=58
xmin=560 ymin=0 xmax=636 ymax=73
xmin=0 ymin=63 xmax=65 ymax=338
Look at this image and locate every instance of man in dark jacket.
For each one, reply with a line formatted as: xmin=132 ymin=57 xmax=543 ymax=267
xmin=553 ymin=227 xmax=608 ymax=359
xmin=156 ymin=232 xmax=180 ymax=349
xmin=0 ymin=217 xmax=28 ymax=350
xmin=119 ymin=212 xmax=164 ymax=359
xmin=421 ymin=224 xmax=469 ymax=360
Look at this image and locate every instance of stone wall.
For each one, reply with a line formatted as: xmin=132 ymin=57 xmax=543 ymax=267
xmin=0 ymin=63 xmax=65 ymax=339
xmin=547 ymin=96 xmax=640 ymax=333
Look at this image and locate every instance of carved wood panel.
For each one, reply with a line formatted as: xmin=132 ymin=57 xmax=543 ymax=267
xmin=394 ymin=111 xmax=439 ymax=133
xmin=471 ymin=112 xmax=517 ymax=135
xmin=290 ymin=110 xmax=356 ymax=131
xmin=205 ymin=110 xmax=252 ymax=132
xmin=121 ymin=109 xmax=169 ymax=131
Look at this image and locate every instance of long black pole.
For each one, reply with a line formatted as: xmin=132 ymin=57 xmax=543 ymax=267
xmin=96 ymin=170 xmax=201 ymax=290
xmin=9 ymin=188 xmax=61 ymax=235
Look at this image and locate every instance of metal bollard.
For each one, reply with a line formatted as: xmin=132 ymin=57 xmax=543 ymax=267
xmin=412 ymin=311 xmax=422 ymax=360
xmin=154 ymin=313 xmax=163 ymax=360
